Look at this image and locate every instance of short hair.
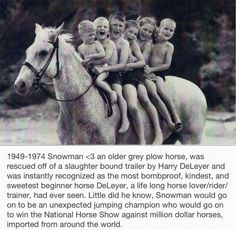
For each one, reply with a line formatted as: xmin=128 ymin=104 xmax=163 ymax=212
xmin=109 ymin=12 xmax=126 ymax=23
xmin=137 ymin=17 xmax=156 ymax=28
xmin=78 ymin=20 xmax=95 ymax=35
xmin=160 ymin=18 xmax=176 ymax=28
xmin=94 ymin=17 xmax=109 ymax=28
xmin=125 ymin=20 xmax=140 ymax=30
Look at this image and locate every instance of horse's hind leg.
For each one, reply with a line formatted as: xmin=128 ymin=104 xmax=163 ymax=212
xmin=178 ymin=114 xmax=206 ymax=145
xmin=178 ymin=132 xmax=203 ymax=145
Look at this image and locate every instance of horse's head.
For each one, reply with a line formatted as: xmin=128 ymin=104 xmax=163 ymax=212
xmin=14 ymin=23 xmax=63 ymax=95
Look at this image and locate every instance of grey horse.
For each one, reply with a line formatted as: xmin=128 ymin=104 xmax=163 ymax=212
xmin=14 ymin=24 xmax=207 ymax=144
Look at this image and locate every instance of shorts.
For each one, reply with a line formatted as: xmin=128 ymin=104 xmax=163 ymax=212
xmin=84 ymin=64 xmax=97 ymax=79
xmin=106 ymin=72 xmax=123 ymax=85
xmin=145 ymin=70 xmax=168 ymax=81
xmin=123 ymin=69 xmax=145 ymax=87
xmin=153 ymin=70 xmax=169 ymax=81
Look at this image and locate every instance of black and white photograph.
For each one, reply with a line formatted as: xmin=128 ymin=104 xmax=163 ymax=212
xmin=0 ymin=0 xmax=235 ymax=145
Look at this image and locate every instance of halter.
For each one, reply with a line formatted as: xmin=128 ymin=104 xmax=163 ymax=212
xmin=22 ymin=38 xmax=59 ymax=90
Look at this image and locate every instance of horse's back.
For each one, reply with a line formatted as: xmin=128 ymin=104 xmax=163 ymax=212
xmin=165 ymin=76 xmax=207 ymax=108
xmin=116 ymin=76 xmax=207 ymax=145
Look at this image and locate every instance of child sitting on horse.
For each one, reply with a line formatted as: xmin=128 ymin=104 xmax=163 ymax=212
xmin=94 ymin=13 xmax=147 ymax=143
xmin=144 ymin=18 xmax=182 ymax=131
xmin=94 ymin=17 xmax=162 ymax=144
xmin=77 ymin=20 xmax=117 ymax=104
xmin=93 ymin=13 xmax=132 ymax=134
xmin=137 ymin=17 xmax=176 ymax=132
xmin=122 ymin=20 xmax=163 ymax=144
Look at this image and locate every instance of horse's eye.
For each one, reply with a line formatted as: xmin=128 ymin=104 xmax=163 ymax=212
xmin=39 ymin=50 xmax=48 ymax=57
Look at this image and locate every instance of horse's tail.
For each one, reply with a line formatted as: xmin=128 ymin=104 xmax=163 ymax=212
xmin=166 ymin=76 xmax=207 ymax=144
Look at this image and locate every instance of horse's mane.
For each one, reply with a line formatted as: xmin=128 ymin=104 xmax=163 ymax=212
xmin=58 ymin=32 xmax=83 ymax=63
xmin=51 ymin=28 xmax=89 ymax=80
xmin=37 ymin=26 xmax=79 ymax=59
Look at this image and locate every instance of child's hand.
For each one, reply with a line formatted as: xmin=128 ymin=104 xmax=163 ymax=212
xmin=92 ymin=66 xmax=103 ymax=75
xmin=127 ymin=55 xmax=137 ymax=63
xmin=144 ymin=65 xmax=151 ymax=74
xmin=84 ymin=56 xmax=92 ymax=63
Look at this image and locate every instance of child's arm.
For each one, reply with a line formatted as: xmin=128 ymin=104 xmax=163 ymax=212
xmin=142 ymin=41 xmax=152 ymax=64
xmin=94 ymin=41 xmax=146 ymax=74
xmin=77 ymin=45 xmax=85 ymax=62
xmin=88 ymin=41 xmax=116 ymax=65
xmin=105 ymin=40 xmax=145 ymax=71
xmin=125 ymin=41 xmax=145 ymax=69
xmin=85 ymin=42 xmax=105 ymax=61
xmin=94 ymin=40 xmax=130 ymax=73
xmin=145 ymin=43 xmax=174 ymax=74
xmin=77 ymin=45 xmax=84 ymax=58
xmin=119 ymin=39 xmax=130 ymax=64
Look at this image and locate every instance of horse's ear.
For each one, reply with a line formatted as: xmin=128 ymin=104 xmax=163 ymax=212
xmin=56 ymin=23 xmax=64 ymax=34
xmin=53 ymin=23 xmax=64 ymax=42
xmin=48 ymin=23 xmax=64 ymax=43
xmin=35 ymin=23 xmax=43 ymax=34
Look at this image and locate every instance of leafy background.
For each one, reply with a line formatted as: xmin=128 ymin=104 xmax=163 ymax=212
xmin=0 ymin=0 xmax=235 ymax=112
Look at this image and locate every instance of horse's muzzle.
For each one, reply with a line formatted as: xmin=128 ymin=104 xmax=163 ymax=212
xmin=14 ymin=79 xmax=29 ymax=95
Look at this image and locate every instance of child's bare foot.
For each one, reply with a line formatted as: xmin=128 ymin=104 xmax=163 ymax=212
xmin=92 ymin=66 xmax=103 ymax=75
xmin=167 ymin=122 xmax=175 ymax=132
xmin=152 ymin=133 xmax=163 ymax=145
xmin=174 ymin=122 xmax=182 ymax=132
xmin=139 ymin=138 xmax=146 ymax=145
xmin=118 ymin=118 xmax=130 ymax=133
xmin=110 ymin=91 xmax=117 ymax=104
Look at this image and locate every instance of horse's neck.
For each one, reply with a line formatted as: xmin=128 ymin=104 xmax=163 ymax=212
xmin=53 ymin=44 xmax=89 ymax=98
xmin=53 ymin=40 xmax=102 ymax=117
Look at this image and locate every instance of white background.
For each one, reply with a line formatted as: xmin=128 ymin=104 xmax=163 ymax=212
xmin=0 ymin=146 xmax=235 ymax=230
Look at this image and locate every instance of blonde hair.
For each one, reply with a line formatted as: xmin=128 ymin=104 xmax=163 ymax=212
xmin=160 ymin=18 xmax=176 ymax=29
xmin=78 ymin=20 xmax=95 ymax=35
xmin=94 ymin=17 xmax=109 ymax=28
xmin=137 ymin=16 xmax=156 ymax=28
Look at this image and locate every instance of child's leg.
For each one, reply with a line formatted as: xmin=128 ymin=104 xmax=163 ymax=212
xmin=111 ymin=83 xmax=130 ymax=133
xmin=123 ymin=84 xmax=146 ymax=145
xmin=144 ymin=79 xmax=175 ymax=131
xmin=137 ymin=84 xmax=163 ymax=145
xmin=95 ymin=73 xmax=117 ymax=104
xmin=155 ymin=77 xmax=182 ymax=131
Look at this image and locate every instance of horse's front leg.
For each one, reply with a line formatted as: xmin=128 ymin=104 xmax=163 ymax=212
xmin=57 ymin=114 xmax=73 ymax=144
xmin=74 ymin=121 xmax=116 ymax=144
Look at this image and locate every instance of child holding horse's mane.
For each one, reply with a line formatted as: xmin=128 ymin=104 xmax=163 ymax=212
xmin=144 ymin=18 xmax=182 ymax=131
xmin=77 ymin=20 xmax=117 ymax=104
